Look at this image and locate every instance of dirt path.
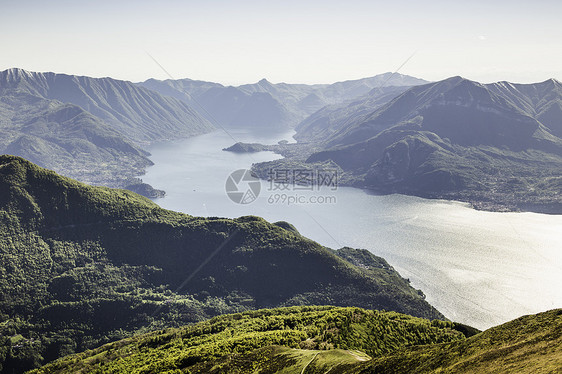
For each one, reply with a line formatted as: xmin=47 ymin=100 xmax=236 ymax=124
xmin=301 ymin=352 xmax=320 ymax=374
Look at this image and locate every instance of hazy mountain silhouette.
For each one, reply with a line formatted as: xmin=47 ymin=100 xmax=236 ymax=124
xmin=139 ymin=73 xmax=427 ymax=130
xmin=0 ymin=68 xmax=213 ymax=143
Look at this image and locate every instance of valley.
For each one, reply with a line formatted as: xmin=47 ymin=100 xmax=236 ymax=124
xmin=0 ymin=155 xmax=439 ymax=371
xmin=2 ymin=2 xmax=561 ymax=372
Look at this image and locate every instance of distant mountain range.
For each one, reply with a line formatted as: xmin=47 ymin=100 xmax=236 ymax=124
xmin=3 ymin=68 xmax=560 ymax=211
xmin=1 ymin=68 xmax=212 ymax=143
xmin=139 ymin=73 xmax=428 ymax=130
xmin=311 ymin=77 xmax=562 ymax=149
xmin=0 ymin=68 xmax=427 ymax=192
xmin=0 ymin=155 xmax=440 ymax=372
xmin=250 ymin=76 xmax=562 ymax=213
xmin=0 ymin=68 xmax=213 ymax=189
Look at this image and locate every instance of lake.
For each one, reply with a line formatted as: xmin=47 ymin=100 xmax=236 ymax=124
xmin=142 ymin=128 xmax=562 ymax=330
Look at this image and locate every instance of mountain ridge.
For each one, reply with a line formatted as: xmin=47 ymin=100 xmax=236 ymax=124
xmin=0 ymin=68 xmax=215 ymax=192
xmin=0 ymin=68 xmax=214 ymax=143
xmin=138 ymin=72 xmax=428 ymax=130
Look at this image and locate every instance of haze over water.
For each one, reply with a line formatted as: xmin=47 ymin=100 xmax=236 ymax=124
xmin=143 ymin=129 xmax=562 ymax=330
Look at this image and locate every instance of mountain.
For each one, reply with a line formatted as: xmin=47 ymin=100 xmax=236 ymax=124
xmin=295 ymin=85 xmax=415 ymax=143
xmin=140 ymin=77 xmax=222 ymax=105
xmin=0 ymin=68 xmax=214 ymax=191
xmin=308 ymin=73 xmax=429 ymax=104
xmin=198 ymin=85 xmax=298 ymax=129
xmin=31 ymin=306 xmax=562 ymax=374
xmin=138 ymin=73 xmax=427 ymax=130
xmin=0 ymin=155 xmax=440 ymax=372
xmin=0 ymin=92 xmax=153 ymax=188
xmin=254 ymin=77 xmax=562 ymax=213
xmin=0 ymin=68 xmax=213 ymax=143
xmin=235 ymin=74 xmax=427 ymax=120
xmin=319 ymin=77 xmax=562 ymax=150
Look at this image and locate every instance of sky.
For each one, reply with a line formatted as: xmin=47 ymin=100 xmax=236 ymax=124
xmin=1 ymin=0 xmax=561 ymax=85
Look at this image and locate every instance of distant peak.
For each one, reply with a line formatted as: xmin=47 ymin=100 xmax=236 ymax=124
xmin=446 ymin=76 xmax=483 ymax=88
xmin=381 ymin=72 xmax=397 ymax=77
xmin=4 ymin=67 xmax=28 ymax=73
xmin=544 ymin=78 xmax=561 ymax=85
xmin=493 ymin=80 xmax=517 ymax=91
xmin=1 ymin=67 xmax=33 ymax=77
xmin=258 ymin=78 xmax=271 ymax=85
xmin=444 ymin=75 xmax=466 ymax=83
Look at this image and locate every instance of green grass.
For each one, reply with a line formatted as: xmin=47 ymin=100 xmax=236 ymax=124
xmin=193 ymin=346 xmax=372 ymax=374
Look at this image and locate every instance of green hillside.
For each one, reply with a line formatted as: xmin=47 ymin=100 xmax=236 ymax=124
xmin=31 ymin=307 xmax=561 ymax=374
xmin=0 ymin=156 xmax=440 ymax=372
xmin=355 ymin=308 xmax=562 ymax=374
xmin=29 ymin=306 xmax=469 ymax=374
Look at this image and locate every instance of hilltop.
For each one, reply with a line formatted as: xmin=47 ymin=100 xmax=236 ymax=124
xmin=32 ymin=306 xmax=562 ymax=374
xmin=29 ymin=306 xmax=472 ymax=374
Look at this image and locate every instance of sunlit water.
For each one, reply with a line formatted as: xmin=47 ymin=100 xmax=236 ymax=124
xmin=142 ymin=129 xmax=562 ymax=330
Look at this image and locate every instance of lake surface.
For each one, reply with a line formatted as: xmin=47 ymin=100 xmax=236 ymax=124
xmin=142 ymin=129 xmax=562 ymax=330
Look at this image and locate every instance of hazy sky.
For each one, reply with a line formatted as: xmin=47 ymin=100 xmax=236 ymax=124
xmin=1 ymin=0 xmax=561 ymax=85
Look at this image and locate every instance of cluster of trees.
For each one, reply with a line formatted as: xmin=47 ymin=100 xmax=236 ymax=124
xmin=31 ymin=306 xmax=471 ymax=373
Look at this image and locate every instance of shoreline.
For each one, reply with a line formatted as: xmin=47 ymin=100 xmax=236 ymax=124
xmin=222 ymin=141 xmax=562 ymax=216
